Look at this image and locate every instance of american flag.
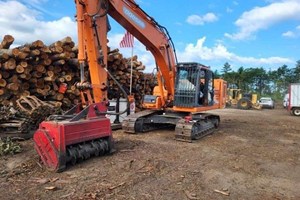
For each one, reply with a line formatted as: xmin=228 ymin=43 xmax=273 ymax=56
xmin=119 ymin=31 xmax=134 ymax=48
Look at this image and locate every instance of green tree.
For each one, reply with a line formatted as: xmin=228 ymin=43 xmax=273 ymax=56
xmin=294 ymin=60 xmax=300 ymax=81
xmin=221 ymin=62 xmax=232 ymax=74
xmin=218 ymin=61 xmax=299 ymax=99
xmin=269 ymin=65 xmax=293 ymax=95
xmin=236 ymin=67 xmax=245 ymax=90
xmin=221 ymin=62 xmax=238 ymax=88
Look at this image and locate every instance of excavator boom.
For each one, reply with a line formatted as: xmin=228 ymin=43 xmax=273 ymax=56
xmin=107 ymin=0 xmax=177 ymax=106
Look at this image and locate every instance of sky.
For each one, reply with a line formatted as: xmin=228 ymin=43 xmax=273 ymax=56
xmin=0 ymin=0 xmax=300 ymax=73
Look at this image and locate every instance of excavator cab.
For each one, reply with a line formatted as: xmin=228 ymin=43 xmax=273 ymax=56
xmin=174 ymin=62 xmax=214 ymax=108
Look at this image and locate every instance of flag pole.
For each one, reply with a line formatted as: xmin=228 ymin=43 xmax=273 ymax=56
xmin=129 ymin=42 xmax=134 ymax=95
xmin=120 ymin=31 xmax=135 ymax=114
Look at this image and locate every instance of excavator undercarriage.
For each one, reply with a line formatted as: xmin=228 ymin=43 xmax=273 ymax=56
xmin=122 ymin=110 xmax=220 ymax=142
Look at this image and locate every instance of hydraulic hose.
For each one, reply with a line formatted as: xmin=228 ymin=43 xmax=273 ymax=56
xmin=102 ymin=67 xmax=131 ymax=116
xmin=88 ymin=0 xmax=109 ymax=18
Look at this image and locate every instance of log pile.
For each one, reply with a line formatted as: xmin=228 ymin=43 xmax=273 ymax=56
xmin=0 ymin=103 xmax=32 ymax=135
xmin=15 ymin=96 xmax=61 ymax=129
xmin=0 ymin=35 xmax=81 ymax=110
xmin=0 ymin=96 xmax=61 ymax=138
xmin=0 ymin=104 xmax=13 ymax=121
xmin=0 ymin=34 xmax=157 ymax=112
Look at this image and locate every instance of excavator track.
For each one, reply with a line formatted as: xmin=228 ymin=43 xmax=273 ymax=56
xmin=123 ymin=110 xmax=220 ymax=142
xmin=175 ymin=114 xmax=220 ymax=142
xmin=122 ymin=110 xmax=165 ymax=133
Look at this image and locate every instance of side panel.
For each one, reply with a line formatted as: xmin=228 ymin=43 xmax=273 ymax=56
xmin=289 ymin=83 xmax=300 ymax=109
xmin=214 ymin=79 xmax=227 ymax=109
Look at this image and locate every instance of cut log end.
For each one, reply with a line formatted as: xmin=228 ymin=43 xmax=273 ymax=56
xmin=0 ymin=35 xmax=14 ymax=49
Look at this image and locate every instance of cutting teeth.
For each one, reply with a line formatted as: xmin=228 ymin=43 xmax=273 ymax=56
xmin=66 ymin=139 xmax=110 ymax=166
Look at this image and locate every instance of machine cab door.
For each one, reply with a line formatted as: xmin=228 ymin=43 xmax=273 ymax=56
xmin=197 ymin=66 xmax=214 ymax=106
xmin=174 ymin=63 xmax=214 ymax=108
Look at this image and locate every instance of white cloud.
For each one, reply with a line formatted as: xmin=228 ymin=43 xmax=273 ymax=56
xmin=225 ymin=0 xmax=300 ymax=40
xmin=0 ymin=1 xmax=76 ymax=46
xmin=0 ymin=0 xmax=294 ymax=73
xmin=282 ymin=24 xmax=300 ymax=38
xmin=0 ymin=1 xmax=155 ymax=72
xmin=186 ymin=13 xmax=218 ymax=25
xmin=178 ymin=37 xmax=294 ymax=67
xmin=18 ymin=0 xmax=56 ymax=17
xmin=110 ymin=35 xmax=294 ymax=72
xmin=282 ymin=31 xmax=296 ymax=38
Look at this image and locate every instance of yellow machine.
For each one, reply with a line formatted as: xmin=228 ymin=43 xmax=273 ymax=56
xmin=226 ymin=88 xmax=261 ymax=110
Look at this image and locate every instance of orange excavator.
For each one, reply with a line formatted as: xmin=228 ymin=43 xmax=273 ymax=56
xmin=33 ymin=0 xmax=227 ymax=172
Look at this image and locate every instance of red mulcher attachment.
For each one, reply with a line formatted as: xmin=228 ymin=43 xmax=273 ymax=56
xmin=33 ymin=102 xmax=114 ymax=172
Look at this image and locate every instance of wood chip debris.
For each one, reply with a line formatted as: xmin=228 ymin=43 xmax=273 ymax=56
xmin=49 ymin=177 xmax=59 ymax=182
xmin=108 ymin=182 xmax=125 ymax=190
xmin=35 ymin=178 xmax=50 ymax=184
xmin=45 ymin=186 xmax=57 ymax=191
xmin=119 ymin=149 xmax=135 ymax=152
xmin=184 ymin=190 xmax=199 ymax=200
xmin=214 ymin=189 xmax=230 ymax=196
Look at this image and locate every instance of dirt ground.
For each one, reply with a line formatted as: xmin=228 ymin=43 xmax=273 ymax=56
xmin=0 ymin=105 xmax=299 ymax=200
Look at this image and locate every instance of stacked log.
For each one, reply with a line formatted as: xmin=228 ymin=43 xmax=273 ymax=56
xmin=0 ymin=35 xmax=82 ymax=110
xmin=0 ymin=96 xmax=62 ymax=138
xmin=0 ymin=35 xmax=157 ymax=111
xmin=15 ymin=96 xmax=62 ymax=129
xmin=0 ymin=104 xmax=32 ymax=135
xmin=0 ymin=104 xmax=13 ymax=121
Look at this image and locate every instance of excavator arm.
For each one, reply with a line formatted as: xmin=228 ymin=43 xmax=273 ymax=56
xmin=75 ymin=0 xmax=109 ymax=103
xmin=75 ymin=0 xmax=177 ymax=107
